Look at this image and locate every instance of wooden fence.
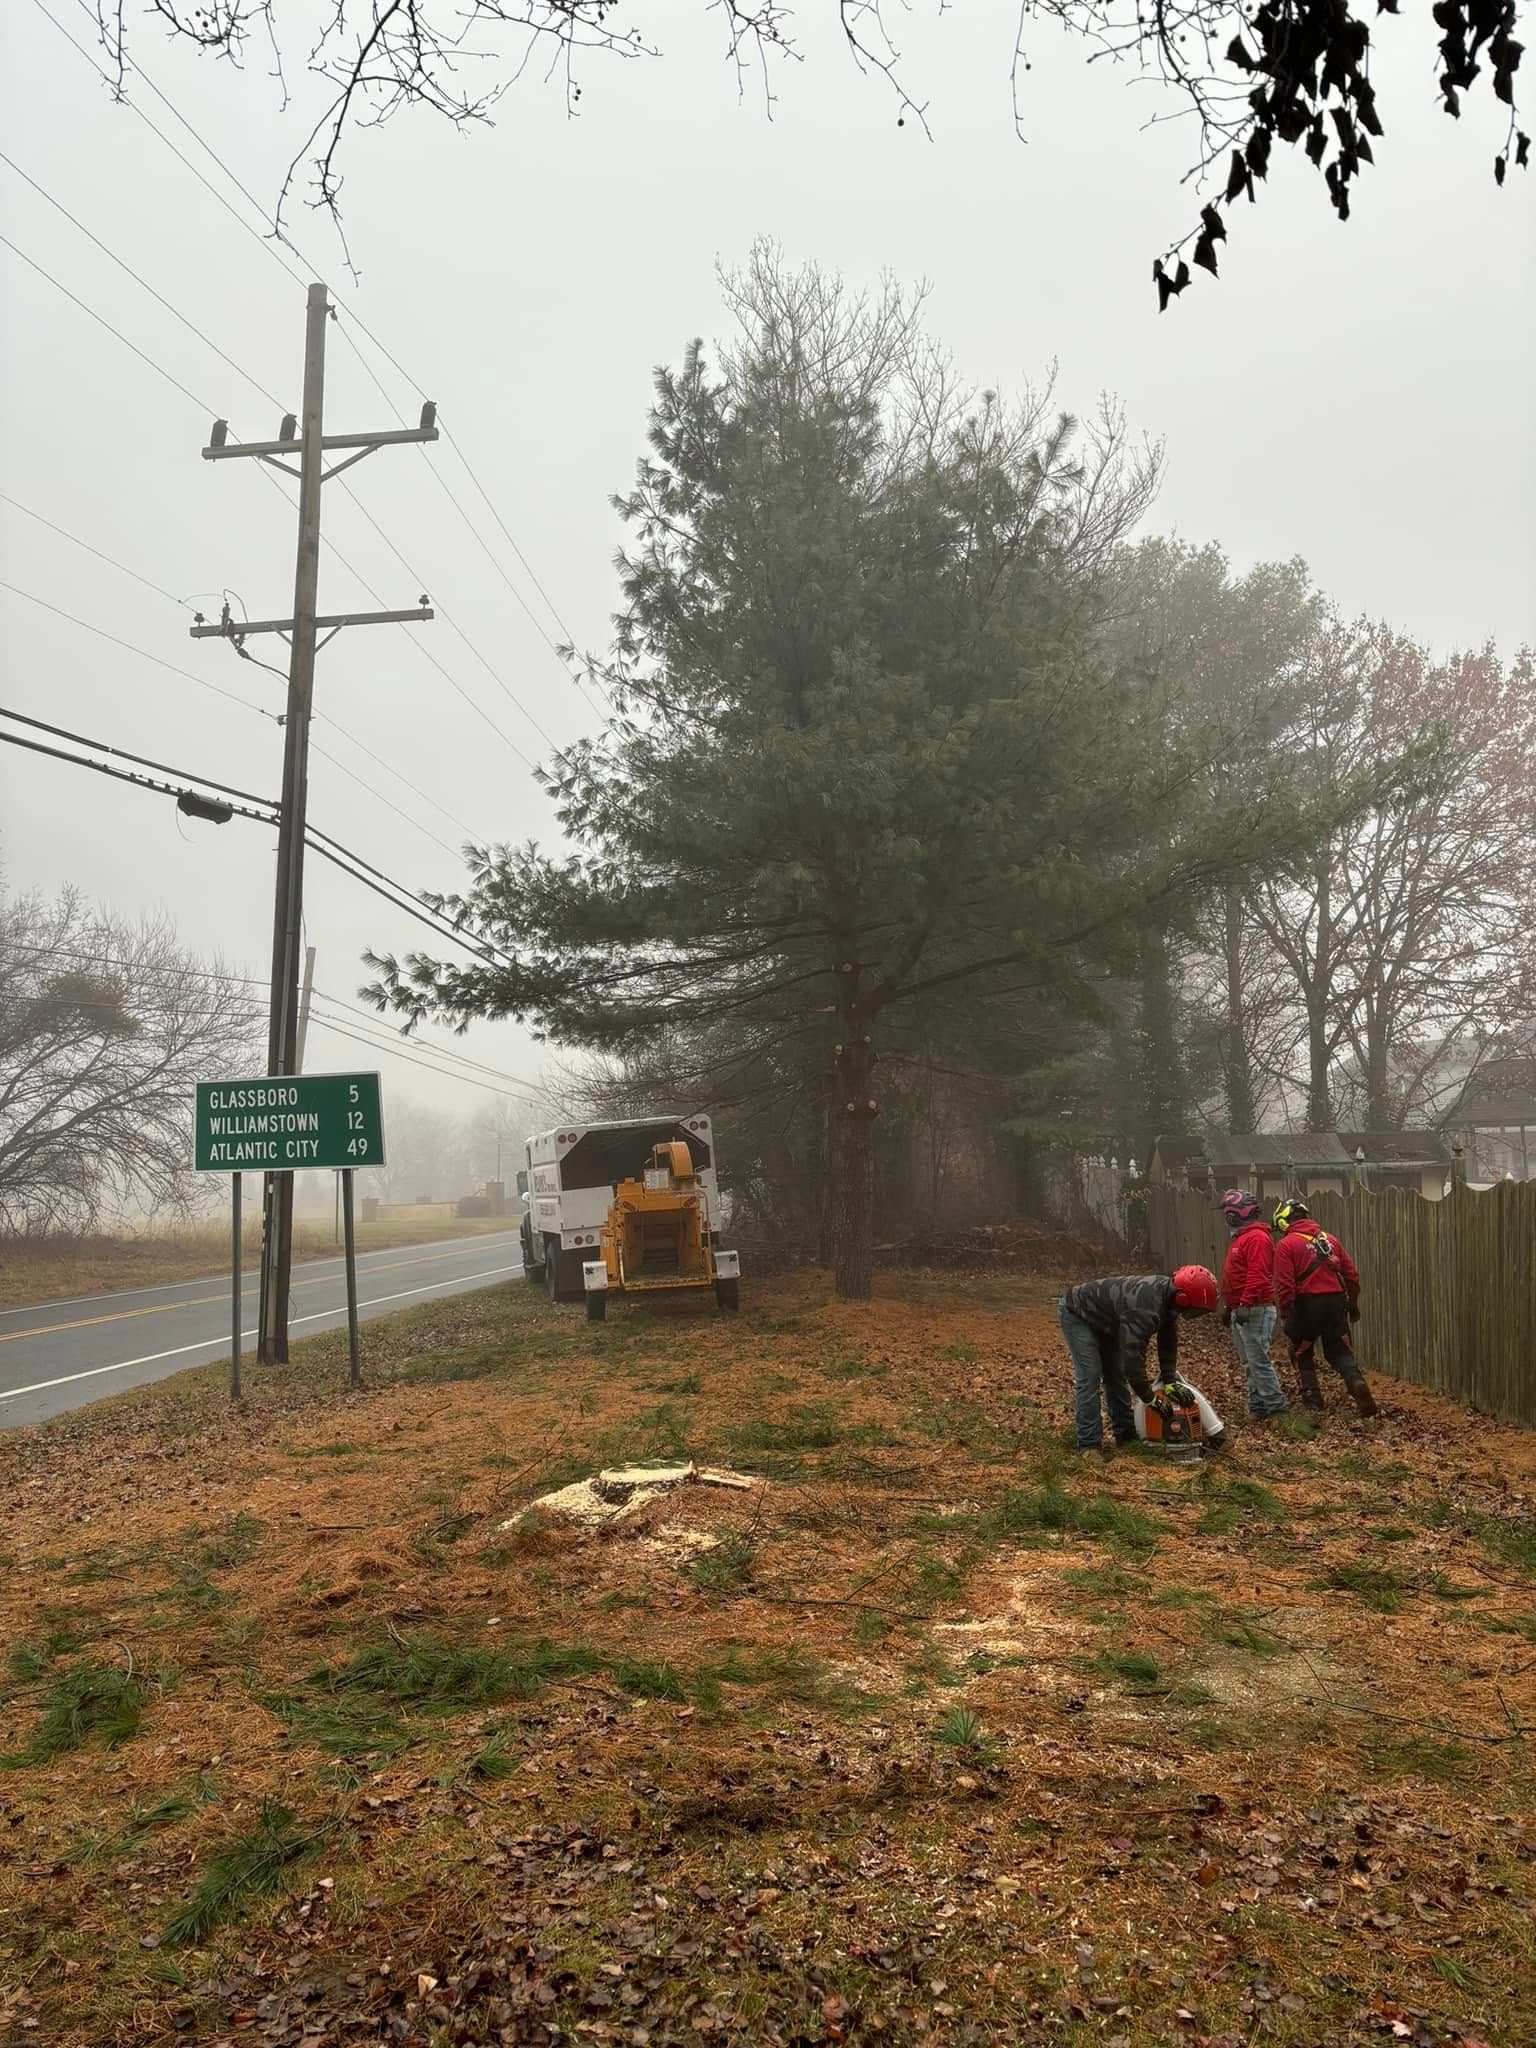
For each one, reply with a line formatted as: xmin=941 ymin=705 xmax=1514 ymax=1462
xmin=1146 ymin=1178 xmax=1536 ymax=1427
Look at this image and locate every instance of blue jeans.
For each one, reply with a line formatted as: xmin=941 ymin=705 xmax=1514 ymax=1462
xmin=1229 ymin=1306 xmax=1288 ymax=1417
xmin=1059 ymin=1303 xmax=1137 ymax=1449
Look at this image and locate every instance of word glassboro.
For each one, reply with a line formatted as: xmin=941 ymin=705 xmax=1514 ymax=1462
xmin=194 ymin=1073 xmax=385 ymax=1172
xmin=193 ymin=1072 xmax=385 ymax=1399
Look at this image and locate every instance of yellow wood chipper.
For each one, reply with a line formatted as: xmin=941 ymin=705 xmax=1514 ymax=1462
xmin=580 ymin=1140 xmax=740 ymax=1321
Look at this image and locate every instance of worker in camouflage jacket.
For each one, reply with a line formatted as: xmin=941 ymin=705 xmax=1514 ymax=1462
xmin=1058 ymin=1266 xmax=1219 ymax=1451
xmin=1272 ymin=1199 xmax=1378 ymax=1418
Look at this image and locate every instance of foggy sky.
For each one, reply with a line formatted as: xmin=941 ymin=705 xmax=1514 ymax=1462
xmin=2 ymin=1 xmax=1532 ymax=1132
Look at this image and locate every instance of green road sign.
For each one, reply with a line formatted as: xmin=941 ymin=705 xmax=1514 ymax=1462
xmin=194 ymin=1072 xmax=386 ymax=1172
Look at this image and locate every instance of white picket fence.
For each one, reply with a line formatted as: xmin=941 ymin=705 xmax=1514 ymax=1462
xmin=1040 ymin=1152 xmax=1136 ymax=1242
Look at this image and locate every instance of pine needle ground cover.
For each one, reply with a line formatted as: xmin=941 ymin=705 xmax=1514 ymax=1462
xmin=2 ymin=1269 xmax=1532 ymax=2046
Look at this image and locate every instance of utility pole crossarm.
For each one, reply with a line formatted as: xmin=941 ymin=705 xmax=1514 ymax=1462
xmin=190 ymin=608 xmax=433 ymax=638
xmin=203 ymin=407 xmax=438 ymax=486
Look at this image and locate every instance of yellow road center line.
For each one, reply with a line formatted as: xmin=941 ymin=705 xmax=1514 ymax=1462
xmin=0 ymin=1240 xmax=513 ymax=1344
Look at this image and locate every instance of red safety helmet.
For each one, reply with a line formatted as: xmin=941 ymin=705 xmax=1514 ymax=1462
xmin=1172 ymin=1263 xmax=1219 ymax=1313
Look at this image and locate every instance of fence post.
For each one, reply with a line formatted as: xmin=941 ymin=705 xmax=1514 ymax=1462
xmin=1353 ymin=1145 xmax=1370 ymax=1194
xmin=1450 ymin=1140 xmax=1467 ymax=1191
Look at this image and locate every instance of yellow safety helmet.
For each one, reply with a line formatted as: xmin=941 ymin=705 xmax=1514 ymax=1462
xmin=1272 ymin=1197 xmax=1309 ymax=1232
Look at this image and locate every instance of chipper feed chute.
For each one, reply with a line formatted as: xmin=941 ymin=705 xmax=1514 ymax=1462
xmin=581 ymin=1141 xmax=739 ymax=1320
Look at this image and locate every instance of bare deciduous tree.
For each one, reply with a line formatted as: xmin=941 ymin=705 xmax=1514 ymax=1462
xmin=1251 ymin=629 xmax=1536 ymax=1131
xmin=0 ymin=887 xmax=262 ymax=1231
xmin=96 ymin=3 xmax=1526 ymax=300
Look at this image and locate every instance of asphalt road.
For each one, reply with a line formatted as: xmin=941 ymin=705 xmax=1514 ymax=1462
xmin=0 ymin=1230 xmax=524 ymax=1431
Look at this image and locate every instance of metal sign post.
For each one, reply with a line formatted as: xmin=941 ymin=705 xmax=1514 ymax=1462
xmin=230 ymin=1172 xmax=243 ymax=1403
xmin=341 ymin=1168 xmax=361 ymax=1388
xmin=194 ymin=1072 xmax=385 ymax=1394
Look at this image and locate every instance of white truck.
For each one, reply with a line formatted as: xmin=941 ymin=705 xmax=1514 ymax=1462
xmin=517 ymin=1115 xmax=736 ymax=1305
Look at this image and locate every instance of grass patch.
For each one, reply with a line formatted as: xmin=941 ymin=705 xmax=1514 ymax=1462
xmin=283 ymin=1441 xmax=360 ymax=1460
xmin=1425 ymin=1573 xmax=1490 ymax=1602
xmin=610 ymin=1657 xmax=691 ymax=1703
xmin=464 ymin=1731 xmax=521 ymax=1782
xmin=1094 ymin=1648 xmax=1163 ymax=1692
xmin=934 ymin=1705 xmax=997 ymax=1760
xmin=320 ymin=1632 xmax=600 ymax=1708
xmin=686 ymin=1533 xmax=756 ymax=1597
xmin=1469 ymin=1512 xmax=1536 ymax=1577
xmin=272 ymin=1631 xmax=602 ymax=1759
xmin=714 ymin=1643 xmax=875 ymax=1716
xmin=975 ymin=1482 xmax=1160 ymax=1554
xmin=1216 ymin=1618 xmax=1284 ymax=1657
xmin=6 ymin=1623 xmax=91 ymax=1688
xmin=1366 ymin=1733 xmax=1471 ymax=1784
xmin=1482 ymin=1613 xmax=1536 ymax=1644
xmin=823 ymin=1354 xmax=888 ymax=1382
xmin=1322 ymin=1562 xmax=1408 ymax=1612
xmin=2 ymin=1659 xmax=146 ymax=1765
xmin=1338 ymin=1453 xmax=1412 ymax=1483
xmin=1196 ymin=1475 xmax=1284 ymax=1536
xmin=69 ymin=1784 xmax=216 ymax=1864
xmin=643 ymin=1373 xmax=702 ymax=1396
xmin=164 ymin=1801 xmax=325 ymax=1946
xmin=1063 ymin=1561 xmax=1137 ymax=1601
xmin=938 ymin=1341 xmax=978 ymax=1363
xmin=1367 ymin=1524 xmax=1417 ymax=1544
xmin=1148 ymin=1585 xmax=1217 ymax=1611
xmin=1273 ymin=1413 xmax=1320 ymax=1441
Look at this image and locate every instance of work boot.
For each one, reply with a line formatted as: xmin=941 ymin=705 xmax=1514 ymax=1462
xmin=1350 ymin=1381 xmax=1379 ymax=1420
xmin=1298 ymin=1372 xmax=1325 ymax=1412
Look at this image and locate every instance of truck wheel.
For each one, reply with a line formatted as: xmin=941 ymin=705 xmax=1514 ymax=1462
xmin=544 ymin=1239 xmax=560 ymax=1303
xmin=520 ymin=1225 xmax=544 ymax=1285
xmin=585 ymin=1290 xmax=607 ymax=1323
xmin=715 ymin=1277 xmax=739 ymax=1312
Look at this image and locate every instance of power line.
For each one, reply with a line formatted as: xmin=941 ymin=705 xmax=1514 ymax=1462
xmin=0 ymin=493 xmax=194 ymax=612
xmin=306 ymin=1007 xmax=538 ymax=1099
xmin=330 ymin=317 xmax=603 ymax=723
xmin=0 ymin=229 xmax=223 ymax=421
xmin=315 ymin=987 xmax=541 ymax=1089
xmin=4 ymin=488 xmax=487 ymax=849
xmin=0 ymin=148 xmax=539 ymax=792
xmin=36 ymin=0 xmax=595 ymax=747
xmin=308 ymin=734 xmax=461 ymax=862
xmin=0 ymin=579 xmax=272 ymax=721
xmin=0 ymin=148 xmax=288 ymax=413
xmin=0 ymin=704 xmax=273 ymax=807
xmin=328 ymin=462 xmax=557 ymax=754
xmin=0 ymin=714 xmax=499 ymax=965
xmin=2 ymin=928 xmax=541 ymax=1093
xmin=0 ymin=724 xmax=277 ymax=826
xmin=31 ymin=0 xmax=311 ymax=298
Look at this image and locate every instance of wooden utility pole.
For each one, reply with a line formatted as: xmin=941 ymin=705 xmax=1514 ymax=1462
xmin=192 ymin=281 xmax=439 ymax=1361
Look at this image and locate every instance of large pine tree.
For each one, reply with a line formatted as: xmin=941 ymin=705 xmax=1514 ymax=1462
xmin=367 ymin=252 xmax=1346 ymax=1295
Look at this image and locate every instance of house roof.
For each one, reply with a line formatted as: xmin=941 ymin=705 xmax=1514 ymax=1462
xmin=1151 ymin=1136 xmax=1207 ymax=1168
xmin=1453 ymin=1056 xmax=1536 ymax=1125
xmin=1337 ymin=1130 xmax=1450 ymax=1167
xmin=1456 ymin=1099 xmax=1536 ymax=1128
xmin=1202 ymin=1131 xmax=1353 ymax=1170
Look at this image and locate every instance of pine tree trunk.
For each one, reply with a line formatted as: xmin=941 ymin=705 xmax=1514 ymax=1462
xmin=829 ymin=975 xmax=877 ymax=1301
xmin=1137 ymin=926 xmax=1189 ymax=1139
xmin=1305 ymin=859 xmax=1333 ymax=1131
xmin=1222 ymin=883 xmax=1257 ymax=1134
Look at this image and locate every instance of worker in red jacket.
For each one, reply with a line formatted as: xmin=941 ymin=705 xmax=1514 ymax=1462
xmin=1272 ymin=1199 xmax=1378 ymax=1418
xmin=1218 ymin=1189 xmax=1288 ymax=1419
